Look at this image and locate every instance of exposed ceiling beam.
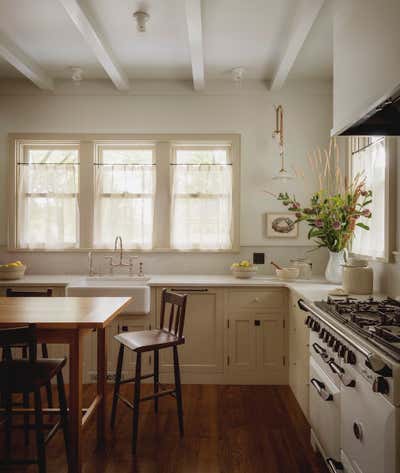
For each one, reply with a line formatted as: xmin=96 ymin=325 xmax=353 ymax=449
xmin=185 ymin=0 xmax=205 ymax=91
xmin=0 ymin=31 xmax=54 ymax=90
xmin=59 ymin=0 xmax=130 ymax=91
xmin=270 ymin=0 xmax=325 ymax=91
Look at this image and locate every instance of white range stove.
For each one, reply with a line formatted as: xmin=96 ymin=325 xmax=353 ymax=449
xmin=299 ymin=296 xmax=400 ymax=473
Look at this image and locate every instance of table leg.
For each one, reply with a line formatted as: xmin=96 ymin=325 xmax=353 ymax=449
xmin=97 ymin=327 xmax=107 ymax=447
xmin=69 ymin=330 xmax=84 ymax=473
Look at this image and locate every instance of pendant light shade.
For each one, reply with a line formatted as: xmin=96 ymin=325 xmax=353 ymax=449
xmin=271 ymin=105 xmax=294 ymax=182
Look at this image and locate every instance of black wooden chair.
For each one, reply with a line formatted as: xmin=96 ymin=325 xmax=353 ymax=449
xmin=5 ymin=288 xmax=54 ymax=409
xmin=111 ymin=288 xmax=187 ymax=454
xmin=0 ymin=325 xmax=69 ymax=473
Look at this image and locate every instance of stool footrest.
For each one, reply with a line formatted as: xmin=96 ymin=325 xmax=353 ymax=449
xmin=119 ymin=372 xmax=154 ymax=385
xmin=140 ymin=389 xmax=175 ymax=402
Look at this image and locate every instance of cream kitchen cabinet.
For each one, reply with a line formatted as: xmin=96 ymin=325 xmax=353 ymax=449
xmin=155 ymin=287 xmax=225 ymax=382
xmin=225 ymin=288 xmax=288 ymax=384
xmin=288 ymin=290 xmax=310 ymax=419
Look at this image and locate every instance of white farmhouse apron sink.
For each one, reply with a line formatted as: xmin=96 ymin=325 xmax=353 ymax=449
xmin=66 ymin=277 xmax=151 ymax=314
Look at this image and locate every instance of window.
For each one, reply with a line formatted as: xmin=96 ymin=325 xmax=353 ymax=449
xmin=9 ymin=134 xmax=239 ymax=252
xmin=16 ymin=145 xmax=79 ymax=249
xmin=93 ymin=144 xmax=155 ymax=249
xmin=349 ymin=137 xmax=394 ymax=260
xmin=170 ymin=146 xmax=233 ymax=250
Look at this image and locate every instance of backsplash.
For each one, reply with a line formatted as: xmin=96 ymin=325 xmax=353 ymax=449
xmin=0 ymin=246 xmax=328 ymax=276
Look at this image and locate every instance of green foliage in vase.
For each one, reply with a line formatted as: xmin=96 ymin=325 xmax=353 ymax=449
xmin=276 ymin=175 xmax=372 ymax=252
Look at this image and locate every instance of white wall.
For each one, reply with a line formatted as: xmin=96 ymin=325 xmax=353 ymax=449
xmin=333 ymin=0 xmax=400 ymax=134
xmin=0 ymin=78 xmax=332 ymax=275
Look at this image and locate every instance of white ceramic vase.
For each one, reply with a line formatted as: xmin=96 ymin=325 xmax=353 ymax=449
xmin=325 ymin=250 xmax=347 ymax=284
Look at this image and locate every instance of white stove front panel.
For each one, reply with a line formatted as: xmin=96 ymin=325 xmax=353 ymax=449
xmin=341 ymin=370 xmax=397 ymax=473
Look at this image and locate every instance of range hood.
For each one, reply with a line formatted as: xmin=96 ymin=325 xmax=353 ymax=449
xmin=339 ymin=86 xmax=400 ymax=136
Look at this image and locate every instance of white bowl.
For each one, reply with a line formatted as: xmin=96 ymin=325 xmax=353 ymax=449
xmin=0 ymin=264 xmax=26 ymax=280
xmin=275 ymin=267 xmax=300 ymax=281
xmin=231 ymin=266 xmax=258 ymax=279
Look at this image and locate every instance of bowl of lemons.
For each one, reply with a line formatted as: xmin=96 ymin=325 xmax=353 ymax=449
xmin=0 ymin=261 xmax=26 ymax=280
xmin=230 ymin=260 xmax=258 ymax=279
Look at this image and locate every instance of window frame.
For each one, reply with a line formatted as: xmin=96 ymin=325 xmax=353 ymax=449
xmin=347 ymin=136 xmax=396 ymax=262
xmin=8 ymin=133 xmax=240 ymax=253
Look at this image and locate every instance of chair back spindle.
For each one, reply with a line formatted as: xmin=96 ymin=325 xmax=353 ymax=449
xmin=159 ymin=289 xmax=187 ymax=340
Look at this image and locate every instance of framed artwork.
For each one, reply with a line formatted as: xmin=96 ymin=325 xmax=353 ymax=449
xmin=266 ymin=212 xmax=298 ymax=238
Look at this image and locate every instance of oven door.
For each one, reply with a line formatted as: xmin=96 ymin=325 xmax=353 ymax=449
xmin=309 ymin=356 xmax=341 ymax=462
xmin=341 ymin=369 xmax=397 ymax=473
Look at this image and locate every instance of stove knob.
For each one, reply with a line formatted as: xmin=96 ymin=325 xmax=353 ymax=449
xmin=333 ymin=340 xmax=342 ymax=353
xmin=305 ymin=315 xmax=312 ymax=327
xmin=323 ymin=331 xmax=331 ymax=343
xmin=338 ymin=345 xmax=347 ymax=359
xmin=311 ymin=321 xmax=320 ymax=332
xmin=319 ymin=328 xmax=326 ymax=339
xmin=344 ymin=350 xmax=357 ymax=365
xmin=372 ymin=376 xmax=390 ymax=395
xmin=328 ymin=336 xmax=336 ymax=348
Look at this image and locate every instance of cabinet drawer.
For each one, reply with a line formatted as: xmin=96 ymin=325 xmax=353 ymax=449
xmin=227 ymin=289 xmax=285 ymax=311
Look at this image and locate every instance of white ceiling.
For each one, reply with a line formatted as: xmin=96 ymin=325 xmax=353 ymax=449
xmin=0 ymin=0 xmax=332 ymax=85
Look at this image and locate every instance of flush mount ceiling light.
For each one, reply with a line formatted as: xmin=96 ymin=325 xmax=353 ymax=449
xmin=133 ymin=11 xmax=150 ymax=32
xmin=70 ymin=67 xmax=83 ymax=86
xmin=271 ymin=105 xmax=294 ymax=182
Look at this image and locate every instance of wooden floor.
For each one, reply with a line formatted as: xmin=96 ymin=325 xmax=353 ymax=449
xmin=1 ymin=384 xmax=327 ymax=473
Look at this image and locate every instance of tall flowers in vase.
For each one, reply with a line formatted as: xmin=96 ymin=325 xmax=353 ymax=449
xmin=267 ymin=140 xmax=372 ymax=283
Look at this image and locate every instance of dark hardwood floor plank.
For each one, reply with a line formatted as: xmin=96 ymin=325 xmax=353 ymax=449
xmin=0 ymin=384 xmax=327 ymax=473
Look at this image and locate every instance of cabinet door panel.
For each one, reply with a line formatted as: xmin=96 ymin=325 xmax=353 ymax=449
xmin=158 ymin=288 xmax=223 ymax=373
xmin=256 ymin=314 xmax=284 ymax=370
xmin=228 ymin=314 xmax=256 ymax=370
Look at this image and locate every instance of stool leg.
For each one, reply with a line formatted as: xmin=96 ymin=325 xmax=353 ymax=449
xmin=34 ymin=388 xmax=46 ymax=473
xmin=3 ymin=391 xmax=12 ymax=458
xmin=56 ymin=371 xmax=70 ymax=471
xmin=23 ymin=392 xmax=30 ymax=446
xmin=173 ymin=346 xmax=184 ymax=436
xmin=111 ymin=344 xmax=124 ymax=429
xmin=132 ymin=352 xmax=142 ymax=454
xmin=41 ymin=344 xmax=53 ymax=409
xmin=154 ymin=349 xmax=159 ymax=414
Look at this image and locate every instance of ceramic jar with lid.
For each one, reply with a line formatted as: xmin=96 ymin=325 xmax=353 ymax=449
xmin=290 ymin=257 xmax=312 ymax=280
xmin=342 ymin=259 xmax=373 ymax=295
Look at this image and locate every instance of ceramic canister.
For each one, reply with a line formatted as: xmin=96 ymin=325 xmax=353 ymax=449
xmin=342 ymin=261 xmax=373 ymax=295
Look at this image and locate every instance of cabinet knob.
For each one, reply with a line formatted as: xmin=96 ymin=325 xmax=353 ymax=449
xmin=254 ymin=320 xmax=261 ymax=326
xmin=254 ymin=297 xmax=261 ymax=303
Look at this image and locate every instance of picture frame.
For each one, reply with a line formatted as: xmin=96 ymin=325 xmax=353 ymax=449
xmin=266 ymin=212 xmax=298 ymax=238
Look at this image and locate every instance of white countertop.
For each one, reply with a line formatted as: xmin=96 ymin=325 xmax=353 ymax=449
xmin=0 ymin=273 xmax=340 ymax=303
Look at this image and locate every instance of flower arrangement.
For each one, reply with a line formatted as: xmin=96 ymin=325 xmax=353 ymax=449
xmin=267 ymin=140 xmax=372 ymax=253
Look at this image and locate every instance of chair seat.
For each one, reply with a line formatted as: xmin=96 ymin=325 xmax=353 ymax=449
xmin=0 ymin=358 xmax=66 ymax=393
xmin=115 ymin=329 xmax=184 ymax=352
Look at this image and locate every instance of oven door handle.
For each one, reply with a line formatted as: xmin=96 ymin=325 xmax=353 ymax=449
xmin=326 ymin=458 xmax=344 ymax=472
xmin=310 ymin=378 xmax=333 ymax=401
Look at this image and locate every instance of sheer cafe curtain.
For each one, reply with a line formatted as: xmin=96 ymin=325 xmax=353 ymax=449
xmin=17 ymin=163 xmax=79 ymax=249
xmin=93 ymin=164 xmax=155 ymax=249
xmin=352 ymin=139 xmax=386 ymax=258
xmin=171 ymin=164 xmax=233 ymax=250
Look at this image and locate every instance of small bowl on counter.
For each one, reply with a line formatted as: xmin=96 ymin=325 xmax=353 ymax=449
xmin=275 ymin=267 xmax=300 ymax=281
xmin=0 ymin=262 xmax=26 ymax=280
xmin=231 ymin=261 xmax=258 ymax=279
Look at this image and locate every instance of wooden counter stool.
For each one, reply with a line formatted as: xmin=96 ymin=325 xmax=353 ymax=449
xmin=0 ymin=325 xmax=69 ymax=473
xmin=111 ymin=289 xmax=187 ymax=454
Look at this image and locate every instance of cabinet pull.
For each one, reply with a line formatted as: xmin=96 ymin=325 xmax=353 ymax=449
xmin=170 ymin=288 xmax=208 ymax=292
xmin=254 ymin=320 xmax=261 ymax=326
xmin=121 ymin=326 xmax=128 ymax=332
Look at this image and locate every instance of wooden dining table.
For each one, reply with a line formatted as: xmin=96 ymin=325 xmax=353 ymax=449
xmin=0 ymin=296 xmax=133 ymax=473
